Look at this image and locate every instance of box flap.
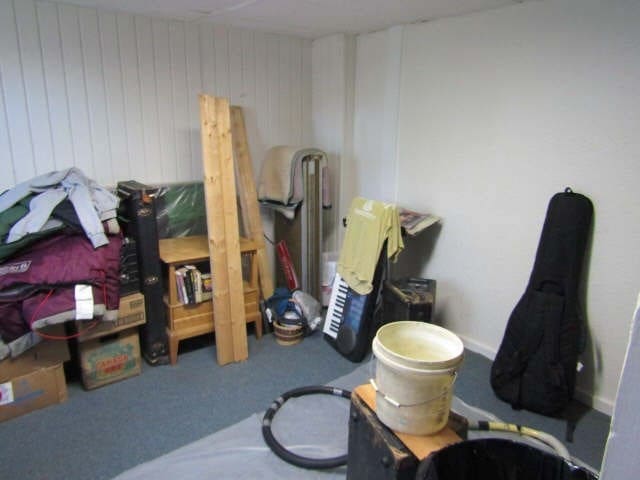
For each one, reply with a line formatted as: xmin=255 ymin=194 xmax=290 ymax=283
xmin=0 ymin=325 xmax=70 ymax=381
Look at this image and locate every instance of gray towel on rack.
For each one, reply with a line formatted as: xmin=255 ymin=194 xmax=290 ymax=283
xmin=258 ymin=146 xmax=331 ymax=218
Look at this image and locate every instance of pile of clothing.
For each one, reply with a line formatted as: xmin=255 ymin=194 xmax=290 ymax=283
xmin=0 ymin=168 xmax=122 ymax=360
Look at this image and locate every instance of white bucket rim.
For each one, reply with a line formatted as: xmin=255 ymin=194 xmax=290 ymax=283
xmin=372 ymin=337 xmax=463 ymax=376
xmin=373 ymin=321 xmax=464 ymax=369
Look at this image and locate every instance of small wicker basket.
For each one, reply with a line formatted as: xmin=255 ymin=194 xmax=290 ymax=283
xmin=273 ymin=320 xmax=303 ymax=346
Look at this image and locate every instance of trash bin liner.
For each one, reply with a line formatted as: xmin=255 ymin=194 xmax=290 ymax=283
xmin=415 ymin=439 xmax=597 ymax=480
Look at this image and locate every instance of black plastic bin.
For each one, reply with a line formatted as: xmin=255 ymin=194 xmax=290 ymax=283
xmin=383 ymin=277 xmax=436 ymax=324
xmin=415 ymin=439 xmax=597 ymax=480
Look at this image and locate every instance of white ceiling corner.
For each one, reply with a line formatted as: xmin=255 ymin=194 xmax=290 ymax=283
xmin=48 ymin=0 xmax=527 ymax=38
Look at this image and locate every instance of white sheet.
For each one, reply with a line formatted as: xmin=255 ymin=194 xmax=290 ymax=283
xmin=113 ymin=360 xmax=596 ymax=480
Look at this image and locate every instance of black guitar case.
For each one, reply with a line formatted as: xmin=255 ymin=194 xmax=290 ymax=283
xmin=490 ymin=188 xmax=593 ymax=415
xmin=117 ymin=181 xmax=169 ymax=365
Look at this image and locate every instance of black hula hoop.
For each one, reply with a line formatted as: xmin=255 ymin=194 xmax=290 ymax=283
xmin=261 ymin=385 xmax=352 ymax=469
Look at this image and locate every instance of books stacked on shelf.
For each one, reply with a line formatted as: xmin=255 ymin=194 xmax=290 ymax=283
xmin=398 ymin=208 xmax=440 ymax=236
xmin=175 ymin=265 xmax=211 ymax=304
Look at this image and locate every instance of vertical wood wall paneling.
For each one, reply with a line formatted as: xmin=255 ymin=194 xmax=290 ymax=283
xmin=59 ymin=4 xmax=95 ymax=178
xmin=199 ymin=24 xmax=215 ymax=94
xmin=250 ymin=30 xmax=273 ymax=276
xmin=241 ymin=30 xmax=256 ymax=109
xmin=151 ymin=19 xmax=175 ymax=181
xmin=0 ymin=71 xmax=14 ymax=192
xmin=301 ymin=40 xmax=313 ymax=146
xmin=289 ymin=39 xmax=303 ymax=146
xmin=0 ymin=0 xmax=36 ymax=184
xmin=278 ymin=37 xmax=292 ymax=145
xmin=135 ymin=15 xmax=161 ymax=183
xmin=117 ymin=13 xmax=145 ymax=181
xmin=168 ymin=20 xmax=191 ymax=183
xmin=265 ymin=34 xmax=280 ymax=145
xmin=99 ymin=11 xmax=129 ymax=183
xmin=14 ymin=0 xmax=55 ymax=176
xmin=253 ymin=31 xmax=268 ymax=163
xmin=185 ymin=24 xmax=203 ymax=179
xmin=35 ymin=2 xmax=74 ymax=176
xmin=240 ymin=30 xmax=260 ymax=176
xmin=213 ymin=25 xmax=230 ymax=99
xmin=1 ymin=0 xmax=312 ymax=189
xmin=228 ymin=28 xmax=243 ymax=105
xmin=79 ymin=8 xmax=113 ymax=185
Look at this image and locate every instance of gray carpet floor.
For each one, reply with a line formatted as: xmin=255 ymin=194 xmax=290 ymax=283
xmin=0 ymin=330 xmax=611 ymax=480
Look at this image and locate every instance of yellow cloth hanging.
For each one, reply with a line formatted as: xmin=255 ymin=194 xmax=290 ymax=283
xmin=337 ymin=197 xmax=404 ymax=295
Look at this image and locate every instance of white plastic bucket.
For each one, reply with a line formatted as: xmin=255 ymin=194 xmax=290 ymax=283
xmin=371 ymin=321 xmax=464 ymax=435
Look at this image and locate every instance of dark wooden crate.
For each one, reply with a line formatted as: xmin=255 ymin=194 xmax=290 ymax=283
xmin=347 ymin=385 xmax=467 ymax=480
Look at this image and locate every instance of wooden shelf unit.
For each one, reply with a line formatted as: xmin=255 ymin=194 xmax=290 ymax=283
xmin=158 ymin=235 xmax=262 ymax=365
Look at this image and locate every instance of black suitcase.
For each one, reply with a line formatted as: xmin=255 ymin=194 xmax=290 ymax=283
xmin=117 ymin=180 xmax=169 ymax=365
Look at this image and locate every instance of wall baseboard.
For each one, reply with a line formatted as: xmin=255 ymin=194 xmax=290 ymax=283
xmin=574 ymin=388 xmax=614 ymax=417
xmin=457 ymin=333 xmax=614 ymax=416
xmin=457 ymin=333 xmax=496 ymax=361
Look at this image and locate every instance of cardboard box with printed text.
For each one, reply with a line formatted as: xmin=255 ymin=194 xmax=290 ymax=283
xmin=0 ymin=326 xmax=70 ymax=422
xmin=79 ymin=327 xmax=141 ymax=390
xmin=76 ymin=292 xmax=146 ymax=342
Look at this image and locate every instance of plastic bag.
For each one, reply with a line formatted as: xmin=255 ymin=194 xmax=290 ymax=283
xmin=415 ymin=438 xmax=597 ymax=480
xmin=292 ymin=290 xmax=322 ymax=333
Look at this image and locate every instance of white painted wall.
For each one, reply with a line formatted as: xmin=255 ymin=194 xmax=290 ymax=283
xmin=311 ymin=33 xmax=356 ymax=252
xmin=315 ymin=1 xmax=640 ymax=414
xmin=352 ymin=26 xmax=404 ymax=204
xmin=349 ymin=0 xmax=639 ymax=413
xmin=0 ymin=0 xmax=311 ymax=191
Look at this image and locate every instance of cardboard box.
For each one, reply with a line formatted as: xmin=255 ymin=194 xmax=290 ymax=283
xmin=77 ymin=292 xmax=146 ymax=342
xmin=0 ymin=331 xmax=70 ymax=422
xmin=79 ymin=328 xmax=141 ymax=390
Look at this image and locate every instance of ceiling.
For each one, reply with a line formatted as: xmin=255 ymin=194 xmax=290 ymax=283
xmin=54 ymin=0 xmax=526 ymax=38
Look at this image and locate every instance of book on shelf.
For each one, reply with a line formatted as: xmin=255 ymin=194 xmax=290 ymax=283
xmin=175 ymin=267 xmax=188 ymax=304
xmin=201 ymin=273 xmax=213 ymax=301
xmin=185 ymin=265 xmax=203 ymax=303
xmin=194 ymin=269 xmax=202 ymax=303
xmin=398 ymin=208 xmax=440 ymax=236
xmin=185 ymin=266 xmax=196 ymax=304
xmin=175 ymin=265 xmax=211 ymax=304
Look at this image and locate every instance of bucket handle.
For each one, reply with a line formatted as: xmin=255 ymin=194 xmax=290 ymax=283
xmin=369 ymin=372 xmax=458 ymax=409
